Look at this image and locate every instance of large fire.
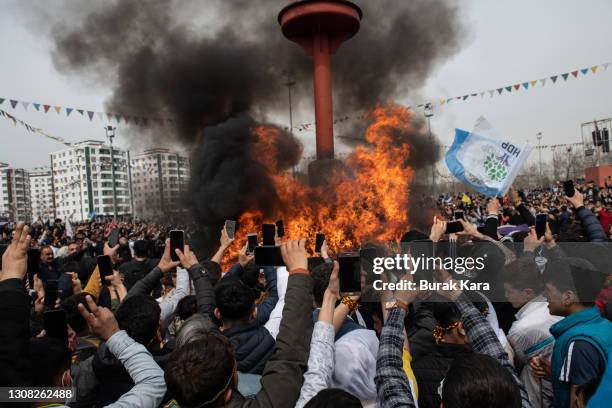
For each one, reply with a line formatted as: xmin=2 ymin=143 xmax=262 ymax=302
xmin=227 ymin=102 xmax=422 ymax=259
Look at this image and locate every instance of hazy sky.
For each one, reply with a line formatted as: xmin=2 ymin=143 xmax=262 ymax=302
xmin=1 ymin=0 xmax=612 ymax=171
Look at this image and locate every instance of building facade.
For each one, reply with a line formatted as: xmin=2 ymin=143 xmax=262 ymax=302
xmin=0 ymin=163 xmax=32 ymax=222
xmin=51 ymin=140 xmax=132 ymax=221
xmin=131 ymin=148 xmax=190 ymax=218
xmin=28 ymin=167 xmax=54 ymax=221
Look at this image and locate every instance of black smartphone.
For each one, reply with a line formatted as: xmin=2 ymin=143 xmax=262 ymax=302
xmin=454 ymin=210 xmax=465 ymax=220
xmin=247 ymin=233 xmax=258 ymax=254
xmin=224 ymin=220 xmax=236 ymax=239
xmin=339 ymin=253 xmax=361 ymax=296
xmin=262 ymin=224 xmax=276 ymax=246
xmin=535 ymin=213 xmax=547 ymax=239
xmin=27 ymin=248 xmax=40 ymax=288
xmin=254 ymin=246 xmax=285 ymax=267
xmin=97 ymin=255 xmax=114 ymax=285
xmin=410 ymin=239 xmax=434 ymax=281
xmin=0 ymin=244 xmax=7 ymax=270
xmin=170 ymin=230 xmax=185 ymax=262
xmin=360 ymin=247 xmax=378 ymax=285
xmin=43 ymin=309 xmax=68 ymax=342
xmin=108 ymin=228 xmax=120 ymax=248
xmin=315 ymin=233 xmax=325 ymax=253
xmin=563 ymin=180 xmax=575 ymax=198
xmin=275 ymin=220 xmax=285 ymax=238
xmin=44 ymin=280 xmax=59 ymax=308
xmin=445 ymin=221 xmax=464 ymax=234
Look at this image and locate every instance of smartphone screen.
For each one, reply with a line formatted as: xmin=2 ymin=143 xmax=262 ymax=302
xmin=27 ymin=248 xmax=40 ymax=287
xmin=44 ymin=280 xmax=59 ymax=308
xmin=254 ymin=246 xmax=285 ymax=267
xmin=224 ymin=220 xmax=236 ymax=239
xmin=339 ymin=254 xmax=361 ymax=296
xmin=563 ymin=180 xmax=575 ymax=198
xmin=535 ymin=213 xmax=547 ymax=239
xmin=108 ymin=228 xmax=120 ymax=248
xmin=170 ymin=230 xmax=185 ymax=262
xmin=43 ymin=309 xmax=68 ymax=342
xmin=445 ymin=221 xmax=464 ymax=234
xmin=262 ymin=224 xmax=276 ymax=246
xmin=360 ymin=247 xmax=377 ymax=285
xmin=247 ymin=233 xmax=258 ymax=254
xmin=275 ymin=220 xmax=285 ymax=238
xmin=97 ymin=255 xmax=114 ymax=285
xmin=454 ymin=210 xmax=465 ymax=220
xmin=315 ymin=233 xmax=325 ymax=253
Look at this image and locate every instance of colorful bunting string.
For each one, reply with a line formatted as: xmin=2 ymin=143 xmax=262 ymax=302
xmin=1 ymin=60 xmax=610 ymax=133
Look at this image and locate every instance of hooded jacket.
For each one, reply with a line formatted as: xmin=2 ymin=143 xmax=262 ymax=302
xmin=224 ymin=323 xmax=276 ymax=375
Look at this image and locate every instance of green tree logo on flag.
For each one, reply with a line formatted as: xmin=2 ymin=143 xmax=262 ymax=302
xmin=483 ymin=153 xmax=508 ymax=182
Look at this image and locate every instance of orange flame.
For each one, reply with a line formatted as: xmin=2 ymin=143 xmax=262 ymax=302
xmin=227 ymin=103 xmax=420 ymax=260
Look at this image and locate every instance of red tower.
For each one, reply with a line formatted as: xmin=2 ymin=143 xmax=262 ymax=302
xmin=279 ymin=0 xmax=362 ymax=160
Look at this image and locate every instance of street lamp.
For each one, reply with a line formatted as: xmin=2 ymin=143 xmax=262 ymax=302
xmin=105 ymin=125 xmax=118 ymax=219
xmin=424 ymin=103 xmax=435 ymax=190
xmin=536 ymin=132 xmax=543 ymax=184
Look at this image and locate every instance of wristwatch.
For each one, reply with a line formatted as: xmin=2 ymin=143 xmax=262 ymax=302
xmin=384 ymin=299 xmax=409 ymax=311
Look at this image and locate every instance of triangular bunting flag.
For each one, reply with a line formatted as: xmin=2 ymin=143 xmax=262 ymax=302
xmin=0 ymin=98 xmax=4 ymax=105
xmin=54 ymin=106 xmax=62 ymax=114
xmin=106 ymin=113 xmax=113 ymax=121
xmin=21 ymin=101 xmax=30 ymax=110
xmin=505 ymin=86 xmax=512 ymax=92
xmin=550 ymin=76 xmax=558 ymax=83
xmin=591 ymin=66 xmax=598 ymax=73
xmin=479 ymin=92 xmax=485 ymax=98
xmin=540 ymin=78 xmax=547 ymax=86
xmin=488 ymin=90 xmax=495 ymax=97
xmin=10 ymin=100 xmax=18 ymax=109
xmin=96 ymin=112 xmax=103 ymax=120
xmin=43 ymin=105 xmax=51 ymax=113
xmin=530 ymin=80 xmax=537 ymax=87
xmin=571 ymin=71 xmax=578 ymax=78
xmin=522 ymin=82 xmax=529 ymax=90
xmin=470 ymin=93 xmax=478 ymax=97
xmin=446 ymin=98 xmax=453 ymax=103
xmin=439 ymin=99 xmax=446 ymax=105
xmin=125 ymin=116 xmax=131 ymax=124
xmin=603 ymin=63 xmax=610 ymax=70
xmin=497 ymin=88 xmax=503 ymax=94
xmin=33 ymin=103 xmax=41 ymax=111
xmin=561 ymin=73 xmax=569 ymax=81
xmin=77 ymin=109 xmax=84 ymax=115
xmin=87 ymin=111 xmax=95 ymax=120
xmin=455 ymin=97 xmax=461 ymax=100
xmin=581 ymin=68 xmax=589 ymax=75
xmin=513 ymin=84 xmax=520 ymax=90
xmin=114 ymin=114 xmax=121 ymax=123
xmin=66 ymin=108 xmax=73 ymax=117
xmin=462 ymin=95 xmax=469 ymax=100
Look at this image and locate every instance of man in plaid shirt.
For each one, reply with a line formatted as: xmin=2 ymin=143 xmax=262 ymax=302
xmin=375 ymin=277 xmax=533 ymax=408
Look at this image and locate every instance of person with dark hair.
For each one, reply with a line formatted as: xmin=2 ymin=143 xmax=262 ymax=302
xmin=303 ymin=388 xmax=363 ymax=408
xmin=214 ymin=278 xmax=275 ymax=374
xmin=442 ymin=354 xmax=522 ymax=408
xmin=501 ymin=258 xmax=561 ymax=408
xmin=565 ymin=190 xmax=608 ymax=242
xmin=164 ymin=239 xmax=314 ymax=408
xmin=118 ymin=239 xmax=159 ymax=291
xmin=376 ymin=267 xmax=532 ymax=408
xmin=533 ymin=258 xmax=612 ymax=408
xmin=411 ymin=301 xmax=473 ymax=408
xmin=29 ymin=337 xmax=72 ymax=387
xmin=38 ymin=242 xmax=88 ymax=282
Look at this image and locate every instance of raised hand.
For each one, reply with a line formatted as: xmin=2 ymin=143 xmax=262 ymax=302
xmin=158 ymin=239 xmax=181 ymax=273
xmin=524 ymin=227 xmax=545 ymax=252
xmin=238 ymin=243 xmax=254 ymax=267
xmin=429 ymin=216 xmax=447 ymax=242
xmin=280 ymin=239 xmax=308 ymax=272
xmin=1 ymin=222 xmax=31 ymax=281
xmin=175 ymin=244 xmax=199 ymax=270
xmin=219 ymin=226 xmax=234 ymax=248
xmin=78 ymin=295 xmax=120 ymax=342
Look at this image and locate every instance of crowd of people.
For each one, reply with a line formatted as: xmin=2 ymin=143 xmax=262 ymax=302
xmin=0 ymin=179 xmax=611 ymax=408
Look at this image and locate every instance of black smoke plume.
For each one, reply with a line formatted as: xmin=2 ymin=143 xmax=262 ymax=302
xmin=48 ymin=0 xmax=464 ymax=252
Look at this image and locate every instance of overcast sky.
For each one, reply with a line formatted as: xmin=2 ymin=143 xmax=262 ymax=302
xmin=1 ymin=0 xmax=612 ymax=171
